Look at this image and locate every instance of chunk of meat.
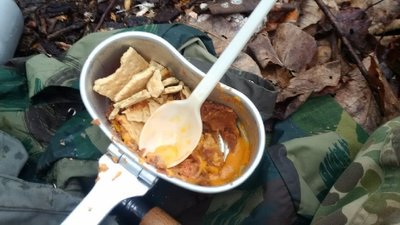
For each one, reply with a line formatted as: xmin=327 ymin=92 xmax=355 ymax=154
xmin=201 ymin=101 xmax=239 ymax=150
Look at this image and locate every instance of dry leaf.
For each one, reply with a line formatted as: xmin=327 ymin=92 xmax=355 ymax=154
xmin=366 ymin=54 xmax=400 ymax=121
xmin=277 ymin=60 xmax=341 ymax=102
xmin=273 ymin=22 xmax=317 ymax=72
xmin=335 ymin=64 xmax=381 ymax=133
xmin=262 ymin=67 xmax=292 ymax=90
xmin=184 ymin=14 xmax=240 ymax=55
xmin=248 ymin=31 xmax=283 ymax=68
xmin=335 ymin=7 xmax=376 ymax=55
xmin=298 ymin=0 xmax=324 ymax=29
xmin=231 ymin=53 xmax=262 ymax=77
xmin=317 ymin=40 xmax=333 ymax=64
xmin=181 ymin=13 xmax=261 ymax=76
xmin=367 ymin=0 xmax=400 ymax=34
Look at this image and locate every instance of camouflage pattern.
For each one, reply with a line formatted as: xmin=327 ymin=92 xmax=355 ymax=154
xmin=195 ymin=96 xmax=369 ymax=225
xmin=1 ymin=23 xmax=398 ymax=225
xmin=311 ymin=116 xmax=400 ymax=225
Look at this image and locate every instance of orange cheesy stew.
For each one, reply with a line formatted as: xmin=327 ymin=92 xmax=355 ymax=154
xmin=94 ymin=47 xmax=250 ymax=186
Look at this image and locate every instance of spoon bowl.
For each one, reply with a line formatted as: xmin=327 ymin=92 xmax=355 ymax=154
xmin=139 ymin=98 xmax=202 ymax=168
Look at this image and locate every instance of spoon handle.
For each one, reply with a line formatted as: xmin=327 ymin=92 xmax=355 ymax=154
xmin=190 ymin=0 xmax=277 ymax=105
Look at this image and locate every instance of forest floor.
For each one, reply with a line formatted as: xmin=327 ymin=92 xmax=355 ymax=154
xmin=15 ymin=0 xmax=400 ymax=133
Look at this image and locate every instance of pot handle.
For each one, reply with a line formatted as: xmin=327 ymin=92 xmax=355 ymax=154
xmin=62 ymin=154 xmax=151 ymax=225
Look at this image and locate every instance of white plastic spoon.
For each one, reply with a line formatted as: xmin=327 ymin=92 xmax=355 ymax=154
xmin=139 ymin=0 xmax=276 ymax=168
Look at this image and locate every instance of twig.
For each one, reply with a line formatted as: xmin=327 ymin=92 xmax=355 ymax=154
xmin=314 ymin=0 xmax=383 ymax=115
xmin=366 ymin=0 xmax=384 ymax=11
xmin=47 ymin=21 xmax=86 ymax=40
xmin=95 ymin=0 xmax=117 ymax=31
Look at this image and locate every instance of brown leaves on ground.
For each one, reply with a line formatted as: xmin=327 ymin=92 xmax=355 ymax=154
xmin=16 ymin=0 xmax=400 ymax=132
xmin=182 ymin=0 xmax=400 ymax=133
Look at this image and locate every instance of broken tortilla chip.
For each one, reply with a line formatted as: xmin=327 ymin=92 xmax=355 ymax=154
xmin=147 ymin=99 xmax=161 ymax=114
xmin=180 ymin=85 xmax=191 ymax=99
xmin=114 ymin=114 xmax=143 ymax=145
xmin=162 ymin=77 xmax=180 ymax=87
xmin=147 ymin=69 xmax=164 ymax=98
xmin=114 ymin=89 xmax=151 ymax=109
xmin=114 ymin=66 xmax=156 ymax=102
xmin=93 ymin=47 xmax=149 ymax=101
xmin=108 ymin=107 xmax=120 ymax=120
xmin=123 ymin=102 xmax=151 ymax=122
xmin=163 ymin=81 xmax=184 ymax=94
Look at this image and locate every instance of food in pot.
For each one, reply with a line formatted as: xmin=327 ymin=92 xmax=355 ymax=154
xmin=93 ymin=47 xmax=250 ymax=186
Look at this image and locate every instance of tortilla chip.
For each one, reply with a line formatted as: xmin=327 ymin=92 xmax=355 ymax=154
xmin=149 ymin=60 xmax=164 ymax=69
xmin=160 ymin=68 xmax=171 ymax=79
xmin=163 ymin=81 xmax=184 ymax=94
xmin=93 ymin=47 xmax=149 ymax=101
xmin=114 ymin=66 xmax=156 ymax=102
xmin=149 ymin=61 xmax=171 ymax=78
xmin=147 ymin=99 xmax=161 ymax=114
xmin=114 ymin=90 xmax=151 ymax=109
xmin=122 ymin=102 xmax=150 ymax=122
xmin=162 ymin=77 xmax=180 ymax=87
xmin=147 ymin=69 xmax=164 ymax=98
xmin=108 ymin=107 xmax=120 ymax=120
xmin=180 ymin=85 xmax=191 ymax=99
xmin=114 ymin=114 xmax=143 ymax=144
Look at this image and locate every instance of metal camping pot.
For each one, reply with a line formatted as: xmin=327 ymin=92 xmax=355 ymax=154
xmin=63 ymin=0 xmax=276 ymax=223
xmin=62 ymin=31 xmax=266 ymax=224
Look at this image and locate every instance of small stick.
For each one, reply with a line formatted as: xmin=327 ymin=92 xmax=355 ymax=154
xmin=314 ymin=0 xmax=383 ymax=115
xmin=95 ymin=0 xmax=117 ymax=31
xmin=47 ymin=21 xmax=85 ymax=40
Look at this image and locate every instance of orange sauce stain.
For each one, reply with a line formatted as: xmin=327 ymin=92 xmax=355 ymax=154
xmin=209 ymin=136 xmax=250 ymax=186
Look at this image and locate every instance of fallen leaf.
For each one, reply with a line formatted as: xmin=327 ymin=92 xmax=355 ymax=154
xmin=248 ymin=31 xmax=283 ymax=68
xmin=335 ymin=63 xmax=381 ymax=133
xmin=231 ymin=53 xmax=262 ymax=77
xmin=275 ymin=61 xmax=341 ymax=118
xmin=298 ymin=0 xmax=324 ymax=29
xmin=317 ymin=41 xmax=333 ymax=64
xmin=277 ymin=60 xmax=341 ymax=102
xmin=275 ymin=92 xmax=312 ymax=119
xmin=322 ymin=0 xmax=339 ymax=11
xmin=366 ymin=54 xmax=400 ymax=122
xmin=335 ymin=7 xmax=377 ymax=56
xmin=182 ymin=14 xmax=240 ymax=54
xmin=344 ymin=0 xmax=369 ymax=9
xmin=261 ymin=67 xmax=292 ymax=89
xmin=273 ymin=22 xmax=317 ymax=72
xmin=181 ymin=13 xmax=261 ymax=76
xmin=367 ymin=0 xmax=400 ymax=35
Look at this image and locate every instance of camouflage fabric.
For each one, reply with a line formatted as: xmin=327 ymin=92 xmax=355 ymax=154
xmin=1 ymin=23 xmax=399 ymax=225
xmin=187 ymin=96 xmax=369 ymax=225
xmin=311 ymin=116 xmax=400 ymax=225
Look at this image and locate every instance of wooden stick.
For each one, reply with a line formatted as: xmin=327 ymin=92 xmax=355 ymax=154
xmin=95 ymin=0 xmax=117 ymax=31
xmin=47 ymin=21 xmax=85 ymax=40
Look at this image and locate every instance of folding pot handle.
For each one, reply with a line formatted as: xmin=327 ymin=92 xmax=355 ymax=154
xmin=62 ymin=154 xmax=151 ymax=225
